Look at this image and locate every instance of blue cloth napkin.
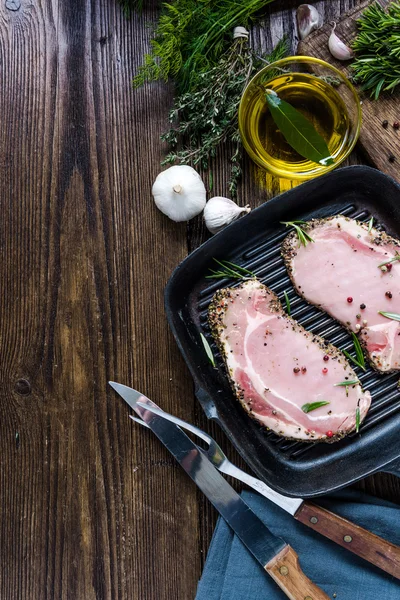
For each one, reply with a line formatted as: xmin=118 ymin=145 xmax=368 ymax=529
xmin=196 ymin=489 xmax=400 ymax=599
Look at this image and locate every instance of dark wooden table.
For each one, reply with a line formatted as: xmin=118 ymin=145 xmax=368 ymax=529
xmin=0 ymin=0 xmax=399 ymax=598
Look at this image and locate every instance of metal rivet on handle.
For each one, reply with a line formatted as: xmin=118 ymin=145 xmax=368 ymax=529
xmin=279 ymin=566 xmax=289 ymax=575
xmin=310 ymin=516 xmax=318 ymax=524
xmin=344 ymin=535 xmax=353 ymax=543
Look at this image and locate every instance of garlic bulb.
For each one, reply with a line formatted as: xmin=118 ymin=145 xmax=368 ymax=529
xmin=204 ymin=196 xmax=251 ymax=234
xmin=328 ymin=23 xmax=354 ymax=61
xmin=297 ymin=4 xmax=323 ymax=40
xmin=152 ymin=165 xmax=206 ymax=222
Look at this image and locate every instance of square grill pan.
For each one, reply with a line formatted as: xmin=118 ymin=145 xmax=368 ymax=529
xmin=165 ymin=166 xmax=400 ymax=497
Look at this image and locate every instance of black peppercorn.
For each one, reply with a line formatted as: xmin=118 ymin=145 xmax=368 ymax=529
xmin=360 ymin=303 xmax=366 ymax=310
xmin=382 ymin=120 xmax=388 ymax=128
xmin=389 ymin=154 xmax=396 ymax=163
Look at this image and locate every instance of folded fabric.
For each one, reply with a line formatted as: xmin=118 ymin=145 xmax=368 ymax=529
xmin=195 ymin=489 xmax=400 ymax=600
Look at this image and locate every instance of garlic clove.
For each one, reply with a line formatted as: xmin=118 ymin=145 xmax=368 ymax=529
xmin=152 ymin=165 xmax=206 ymax=222
xmin=297 ymin=4 xmax=323 ymax=40
xmin=204 ymin=196 xmax=251 ymax=234
xmin=328 ymin=23 xmax=354 ymax=61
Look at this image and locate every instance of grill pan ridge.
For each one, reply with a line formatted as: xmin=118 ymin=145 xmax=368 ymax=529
xmin=165 ymin=166 xmax=400 ymax=497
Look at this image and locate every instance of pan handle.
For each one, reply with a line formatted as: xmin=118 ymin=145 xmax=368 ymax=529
xmin=381 ymin=457 xmax=400 ymax=477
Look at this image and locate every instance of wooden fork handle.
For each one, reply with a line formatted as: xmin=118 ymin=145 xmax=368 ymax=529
xmin=295 ymin=502 xmax=400 ymax=580
xmin=265 ymin=545 xmax=330 ymax=600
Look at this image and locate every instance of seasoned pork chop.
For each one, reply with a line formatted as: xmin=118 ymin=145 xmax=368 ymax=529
xmin=208 ymin=279 xmax=371 ymax=442
xmin=282 ymin=215 xmax=400 ymax=373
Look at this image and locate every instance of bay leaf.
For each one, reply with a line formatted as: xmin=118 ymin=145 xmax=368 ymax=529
xmin=265 ymin=91 xmax=334 ymax=166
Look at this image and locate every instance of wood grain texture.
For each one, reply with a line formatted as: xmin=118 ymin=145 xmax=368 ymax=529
xmin=298 ymin=0 xmax=400 ymax=183
xmin=0 ymin=0 xmax=199 ymax=598
xmin=265 ymin=545 xmax=330 ymax=600
xmin=295 ymin=502 xmax=400 ymax=579
xmin=0 ymin=0 xmax=398 ymax=599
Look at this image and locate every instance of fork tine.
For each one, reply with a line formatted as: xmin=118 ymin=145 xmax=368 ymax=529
xmin=130 ymin=415 xmax=150 ymax=428
xmin=136 ymin=401 xmax=212 ymax=445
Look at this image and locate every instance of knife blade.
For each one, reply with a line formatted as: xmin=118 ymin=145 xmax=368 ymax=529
xmin=133 ymin=400 xmax=400 ymax=581
xmin=110 ymin=381 xmax=330 ymax=600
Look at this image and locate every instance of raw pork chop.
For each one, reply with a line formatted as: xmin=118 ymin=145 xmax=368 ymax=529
xmin=282 ymin=215 xmax=400 ymax=372
xmin=208 ymin=279 xmax=371 ymax=442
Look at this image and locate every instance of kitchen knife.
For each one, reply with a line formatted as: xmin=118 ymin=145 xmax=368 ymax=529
xmin=109 ymin=381 xmax=330 ymax=600
xmin=134 ymin=402 xmax=400 ymax=581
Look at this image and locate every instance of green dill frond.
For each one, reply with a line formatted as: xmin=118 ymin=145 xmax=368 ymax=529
xmin=133 ymin=0 xmax=277 ymax=93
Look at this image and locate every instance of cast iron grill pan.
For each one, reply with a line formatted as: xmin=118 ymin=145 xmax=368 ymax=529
xmin=165 ymin=167 xmax=400 ymax=497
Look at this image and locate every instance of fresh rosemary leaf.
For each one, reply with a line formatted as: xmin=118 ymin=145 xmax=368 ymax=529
xmin=377 ymin=254 xmax=400 ymax=268
xmin=368 ymin=216 xmax=374 ymax=233
xmin=352 ymin=332 xmax=365 ymax=367
xmin=355 ymin=406 xmax=361 ymax=433
xmin=200 ymin=333 xmax=215 ymax=367
xmin=379 ymin=311 xmax=400 ymax=322
xmin=284 ymin=290 xmax=291 ymax=315
xmin=264 ymin=91 xmax=334 ymax=166
xmin=343 ymin=350 xmax=366 ymax=372
xmin=334 ymin=379 xmax=360 ymax=387
xmin=301 ymin=401 xmax=330 ymax=413
xmin=281 ymin=221 xmax=314 ymax=247
xmin=206 ymin=258 xmax=255 ymax=280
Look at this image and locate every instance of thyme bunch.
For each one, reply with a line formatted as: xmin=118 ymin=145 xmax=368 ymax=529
xmin=161 ymin=37 xmax=289 ymax=196
xmin=352 ymin=2 xmax=400 ymax=99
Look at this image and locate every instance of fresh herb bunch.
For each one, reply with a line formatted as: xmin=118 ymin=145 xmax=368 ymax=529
xmin=161 ymin=36 xmax=289 ymax=196
xmin=133 ymin=0 xmax=277 ymax=94
xmin=352 ymin=2 xmax=400 ymax=99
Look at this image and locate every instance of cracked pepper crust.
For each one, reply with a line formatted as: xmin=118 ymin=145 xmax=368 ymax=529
xmin=281 ymin=215 xmax=400 ymax=375
xmin=208 ymin=280 xmax=358 ymax=443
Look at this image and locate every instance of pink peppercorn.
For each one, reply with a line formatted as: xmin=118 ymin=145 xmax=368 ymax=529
xmin=301 ymin=366 xmax=307 ymax=374
xmin=347 ymin=297 xmax=353 ymax=303
xmin=326 ymin=430 xmax=333 ymax=438
xmin=323 ymin=355 xmax=329 ymax=362
xmin=386 ymin=263 xmax=393 ymax=271
xmin=322 ymin=368 xmax=328 ymax=374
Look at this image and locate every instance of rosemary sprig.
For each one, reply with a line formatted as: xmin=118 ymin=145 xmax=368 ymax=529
xmin=334 ymin=379 xmax=360 ymax=387
xmin=281 ymin=221 xmax=314 ymax=247
xmin=284 ymin=291 xmax=291 ymax=315
xmin=206 ymin=258 xmax=255 ymax=280
xmin=355 ymin=406 xmax=361 ymax=433
xmin=352 ymin=2 xmax=400 ymax=99
xmin=334 ymin=379 xmax=360 ymax=397
xmin=200 ymin=333 xmax=215 ymax=367
xmin=368 ymin=216 xmax=374 ymax=233
xmin=377 ymin=253 xmax=400 ymax=268
xmin=378 ymin=311 xmax=400 ymax=322
xmin=301 ymin=401 xmax=330 ymax=413
xmin=342 ymin=332 xmax=366 ymax=371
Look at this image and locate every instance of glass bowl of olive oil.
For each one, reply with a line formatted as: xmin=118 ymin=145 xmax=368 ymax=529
xmin=238 ymin=56 xmax=362 ymax=180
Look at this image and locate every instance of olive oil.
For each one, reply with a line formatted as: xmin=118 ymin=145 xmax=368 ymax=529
xmin=240 ymin=73 xmax=351 ymax=177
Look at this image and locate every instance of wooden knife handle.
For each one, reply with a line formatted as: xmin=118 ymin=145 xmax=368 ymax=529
xmin=265 ymin=545 xmax=330 ymax=600
xmin=295 ymin=502 xmax=400 ymax=580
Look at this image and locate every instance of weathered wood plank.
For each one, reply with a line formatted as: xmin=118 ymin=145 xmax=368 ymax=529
xmin=0 ymin=0 xmax=398 ymax=599
xmin=0 ymin=0 xmax=200 ymax=598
